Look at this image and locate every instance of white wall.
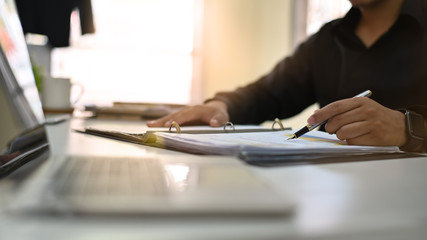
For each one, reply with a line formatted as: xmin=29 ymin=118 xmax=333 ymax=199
xmin=197 ymin=0 xmax=318 ymax=129
xmin=199 ymin=0 xmax=293 ymax=99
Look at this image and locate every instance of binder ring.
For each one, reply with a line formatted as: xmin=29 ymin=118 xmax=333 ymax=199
xmin=272 ymin=118 xmax=285 ymax=130
xmin=223 ymin=122 xmax=235 ymax=132
xmin=169 ymin=121 xmax=181 ymax=133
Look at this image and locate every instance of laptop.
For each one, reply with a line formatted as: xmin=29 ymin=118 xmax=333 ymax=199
xmin=0 ymin=0 xmax=291 ymax=216
xmin=0 ymin=0 xmax=49 ymax=178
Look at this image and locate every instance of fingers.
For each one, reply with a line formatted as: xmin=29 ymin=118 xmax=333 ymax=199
xmin=147 ymin=101 xmax=229 ymax=127
xmin=209 ymin=111 xmax=229 ymax=127
xmin=147 ymin=106 xmax=206 ymax=127
xmin=327 ymin=116 xmax=399 ymax=146
xmin=146 ymin=114 xmax=175 ymax=127
xmin=340 ymin=124 xmax=389 ymax=146
xmin=308 ymin=98 xmax=365 ymax=125
xmin=146 ymin=107 xmax=188 ymax=127
xmin=332 ymin=120 xmax=370 ymax=142
xmin=346 ymin=133 xmax=376 ymax=146
xmin=324 ymin=105 xmax=368 ymax=134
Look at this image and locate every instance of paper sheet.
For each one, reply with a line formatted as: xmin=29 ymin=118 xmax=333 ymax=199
xmin=154 ymin=130 xmax=400 ymax=156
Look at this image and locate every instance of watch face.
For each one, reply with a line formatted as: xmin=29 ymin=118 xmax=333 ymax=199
xmin=409 ymin=111 xmax=426 ymax=139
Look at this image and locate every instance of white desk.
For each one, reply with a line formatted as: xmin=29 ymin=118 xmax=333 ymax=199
xmin=1 ymin=117 xmax=427 ymax=240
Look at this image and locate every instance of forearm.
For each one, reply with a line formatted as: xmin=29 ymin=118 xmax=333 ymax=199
xmin=207 ymin=33 xmax=322 ymax=124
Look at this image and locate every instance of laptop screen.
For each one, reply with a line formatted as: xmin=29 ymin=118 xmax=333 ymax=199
xmin=0 ymin=0 xmax=48 ymax=176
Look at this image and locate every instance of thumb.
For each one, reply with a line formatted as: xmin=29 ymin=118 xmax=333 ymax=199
xmin=209 ymin=113 xmax=228 ymax=127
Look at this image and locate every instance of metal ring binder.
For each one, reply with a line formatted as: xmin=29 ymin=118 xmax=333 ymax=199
xmin=223 ymin=122 xmax=235 ymax=132
xmin=161 ymin=119 xmax=288 ymax=134
xmin=272 ymin=118 xmax=285 ymax=130
xmin=169 ymin=121 xmax=181 ymax=133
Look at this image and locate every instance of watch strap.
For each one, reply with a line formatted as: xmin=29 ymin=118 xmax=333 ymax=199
xmin=398 ymin=109 xmax=426 ymax=152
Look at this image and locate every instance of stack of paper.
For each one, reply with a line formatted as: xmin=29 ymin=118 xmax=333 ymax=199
xmin=154 ymin=129 xmax=401 ymax=158
xmin=76 ymin=126 xmax=404 ymax=165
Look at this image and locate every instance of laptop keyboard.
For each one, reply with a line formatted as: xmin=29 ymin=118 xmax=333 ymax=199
xmin=38 ymin=155 xmax=291 ymax=215
xmin=53 ymin=156 xmax=167 ymax=199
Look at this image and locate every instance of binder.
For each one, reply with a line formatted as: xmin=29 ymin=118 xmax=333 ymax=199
xmin=73 ymin=118 xmax=408 ymax=166
xmin=74 ymin=118 xmax=290 ymax=145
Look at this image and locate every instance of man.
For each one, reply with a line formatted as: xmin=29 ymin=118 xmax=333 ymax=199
xmin=148 ymin=0 xmax=427 ymax=152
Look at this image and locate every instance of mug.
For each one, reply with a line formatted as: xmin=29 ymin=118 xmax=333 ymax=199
xmin=41 ymin=77 xmax=84 ymax=111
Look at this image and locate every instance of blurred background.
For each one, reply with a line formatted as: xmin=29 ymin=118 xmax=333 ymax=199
xmin=24 ymin=0 xmax=350 ymax=126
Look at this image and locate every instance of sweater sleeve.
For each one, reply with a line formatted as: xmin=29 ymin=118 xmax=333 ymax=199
xmin=210 ymin=34 xmax=319 ymax=124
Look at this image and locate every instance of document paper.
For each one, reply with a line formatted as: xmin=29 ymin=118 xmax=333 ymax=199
xmin=154 ymin=130 xmax=401 ymax=157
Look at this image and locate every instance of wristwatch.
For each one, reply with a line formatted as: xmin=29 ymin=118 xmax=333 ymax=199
xmin=398 ymin=109 xmax=426 ymax=151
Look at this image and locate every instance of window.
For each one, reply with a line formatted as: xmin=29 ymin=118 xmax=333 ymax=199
xmin=51 ymin=0 xmax=198 ymax=106
xmin=306 ymin=0 xmax=351 ymax=35
xmin=293 ymin=0 xmax=351 ymax=47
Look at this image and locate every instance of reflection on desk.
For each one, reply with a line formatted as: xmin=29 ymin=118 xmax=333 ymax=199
xmin=1 ymin=118 xmax=427 ymax=240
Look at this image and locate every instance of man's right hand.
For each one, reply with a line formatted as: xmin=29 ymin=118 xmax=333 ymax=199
xmin=146 ymin=100 xmax=230 ymax=127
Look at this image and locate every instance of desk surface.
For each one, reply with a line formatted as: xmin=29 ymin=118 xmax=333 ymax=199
xmin=1 ymin=117 xmax=427 ymax=240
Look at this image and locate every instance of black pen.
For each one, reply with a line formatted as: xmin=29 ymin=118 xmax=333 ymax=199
xmin=287 ymin=90 xmax=372 ymax=140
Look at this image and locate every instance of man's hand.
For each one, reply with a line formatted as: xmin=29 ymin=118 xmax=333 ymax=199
xmin=147 ymin=100 xmax=229 ymax=127
xmin=307 ymin=97 xmax=407 ymax=147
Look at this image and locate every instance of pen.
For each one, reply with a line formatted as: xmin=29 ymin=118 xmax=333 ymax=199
xmin=287 ymin=90 xmax=372 ymax=140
